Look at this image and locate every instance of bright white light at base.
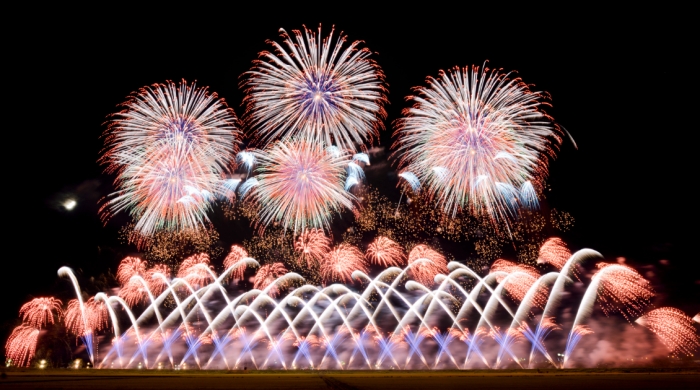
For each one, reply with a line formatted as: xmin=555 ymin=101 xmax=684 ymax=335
xmin=63 ymin=199 xmax=77 ymax=210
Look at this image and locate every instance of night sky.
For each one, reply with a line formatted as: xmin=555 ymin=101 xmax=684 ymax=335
xmin=4 ymin=6 xmax=695 ymax=338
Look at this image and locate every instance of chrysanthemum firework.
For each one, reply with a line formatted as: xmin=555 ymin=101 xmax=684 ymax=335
xmin=243 ymin=25 xmax=387 ymax=151
xmin=254 ymin=262 xmax=288 ymax=297
xmin=177 ymin=253 xmax=214 ymax=288
xmin=393 ymin=64 xmax=562 ymax=222
xmin=365 ymin=236 xmax=406 ymax=268
xmin=223 ymin=245 xmax=250 ymax=280
xmin=294 ymin=229 xmax=331 ymax=269
xmin=100 ymin=80 xmax=241 ymax=237
xmin=242 ymin=140 xmax=362 ymax=233
xmin=320 ymin=244 xmax=366 ymax=285
xmin=407 ymin=245 xmax=447 ymax=287
xmin=19 ymin=297 xmax=63 ymax=329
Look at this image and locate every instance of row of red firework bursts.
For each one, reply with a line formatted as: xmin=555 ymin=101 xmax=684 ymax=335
xmin=5 ymin=238 xmax=699 ymax=368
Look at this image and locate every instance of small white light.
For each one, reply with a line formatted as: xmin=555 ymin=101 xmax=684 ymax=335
xmin=63 ymin=199 xmax=77 ymax=210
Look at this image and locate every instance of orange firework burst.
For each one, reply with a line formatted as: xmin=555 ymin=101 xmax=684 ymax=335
xmin=407 ymin=244 xmax=447 ymax=287
xmin=254 ymin=262 xmax=288 ymax=297
xmin=320 ymin=244 xmax=367 ymax=285
xmin=490 ymin=259 xmax=547 ymax=307
xmin=223 ymin=245 xmax=250 ymax=280
xmin=366 ymin=236 xmax=406 ymax=268
xmin=177 ymin=253 xmax=214 ymax=288
xmin=594 ymin=263 xmax=654 ymax=322
xmin=116 ymin=256 xmax=147 ymax=286
xmin=294 ymin=229 xmax=331 ymax=269
xmin=5 ymin=325 xmax=40 ymax=367
xmin=636 ymin=307 xmax=700 ymax=358
xmin=118 ymin=280 xmax=149 ymax=306
xmin=19 ymin=297 xmax=63 ymax=329
xmin=537 ymin=238 xmax=577 ymax=278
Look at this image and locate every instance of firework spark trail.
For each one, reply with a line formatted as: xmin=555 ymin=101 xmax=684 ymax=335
xmin=243 ymin=25 xmax=387 ymax=152
xmin=320 ymin=244 xmax=367 ymax=285
xmin=374 ymin=332 xmax=402 ymax=368
xmin=5 ymin=325 xmax=40 ymax=367
xmin=243 ymin=140 xmax=359 ymax=233
xmin=490 ymin=259 xmax=547 ymax=307
xmin=294 ymin=229 xmax=331 ymax=268
xmin=518 ymin=318 xmax=560 ymax=367
xmin=490 ymin=326 xmax=524 ymax=368
xmin=100 ymin=80 xmax=240 ymax=237
xmin=563 ymin=325 xmax=593 ymax=367
xmin=254 ymin=263 xmax=289 ymax=297
xmin=636 ymin=307 xmax=700 ymax=358
xmin=592 ymin=263 xmax=654 ymax=322
xmin=431 ymin=327 xmax=459 ymax=368
xmin=537 ymin=237 xmax=578 ymax=279
xmin=223 ymin=245 xmax=250 ymax=280
xmin=366 ymin=236 xmax=406 ymax=268
xmin=407 ymin=245 xmax=447 ymax=286
xmin=564 ymin=263 xmax=654 ymax=364
xmin=19 ymin=297 xmax=62 ymax=329
xmin=450 ymin=327 xmax=490 ymax=368
xmin=393 ymin=64 xmax=561 ymax=223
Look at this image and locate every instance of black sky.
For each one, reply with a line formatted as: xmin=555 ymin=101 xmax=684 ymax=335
xmin=4 ymin=5 xmax=696 ymax=333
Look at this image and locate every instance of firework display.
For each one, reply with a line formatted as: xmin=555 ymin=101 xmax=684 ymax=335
xmin=8 ymin=246 xmax=688 ymax=371
xmin=241 ymin=140 xmax=362 ymax=233
xmin=11 ymin=26 xmax=696 ymax=373
xmin=100 ymin=80 xmax=241 ymax=237
xmin=393 ymin=64 xmax=561 ymax=222
xmin=636 ymin=308 xmax=700 ymax=358
xmin=243 ymin=25 xmax=387 ymax=151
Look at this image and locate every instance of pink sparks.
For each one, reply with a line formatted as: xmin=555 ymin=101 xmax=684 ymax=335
xmin=366 ymin=236 xmax=406 ymax=268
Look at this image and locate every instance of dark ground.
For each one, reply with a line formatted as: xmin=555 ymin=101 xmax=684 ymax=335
xmin=1 ymin=369 xmax=698 ymax=390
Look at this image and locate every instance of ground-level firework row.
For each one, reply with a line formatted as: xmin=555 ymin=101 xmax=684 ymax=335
xmin=5 ymin=244 xmax=698 ymax=369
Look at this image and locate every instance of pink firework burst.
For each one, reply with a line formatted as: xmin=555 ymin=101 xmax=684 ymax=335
xmin=100 ymin=80 xmax=241 ymax=237
xmin=365 ymin=236 xmax=406 ymax=268
xmin=490 ymin=259 xmax=547 ymax=307
xmin=65 ymin=298 xmax=108 ymax=337
xmin=254 ymin=263 xmax=288 ymax=297
xmin=116 ymin=256 xmax=147 ymax=286
xmin=320 ymin=244 xmax=367 ymax=285
xmin=244 ymin=139 xmax=357 ymax=233
xmin=118 ymin=280 xmax=149 ymax=306
xmin=294 ymin=229 xmax=331 ymax=269
xmin=407 ymin=245 xmax=447 ymax=287
xmin=243 ymin=25 xmax=387 ymax=152
xmin=146 ymin=264 xmax=171 ymax=297
xmin=19 ymin=297 xmax=63 ymax=329
xmin=636 ymin=307 xmax=700 ymax=358
xmin=393 ymin=64 xmax=562 ymax=222
xmin=593 ymin=263 xmax=654 ymax=322
xmin=177 ymin=253 xmax=214 ymax=288
xmin=223 ymin=245 xmax=250 ymax=280
xmin=5 ymin=325 xmax=40 ymax=367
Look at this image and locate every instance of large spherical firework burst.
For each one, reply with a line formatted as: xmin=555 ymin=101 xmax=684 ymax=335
xmin=242 ymin=140 xmax=360 ymax=233
xmin=393 ymin=64 xmax=562 ymax=222
xmin=101 ymin=80 xmax=241 ymax=237
xmin=244 ymin=25 xmax=387 ymax=151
